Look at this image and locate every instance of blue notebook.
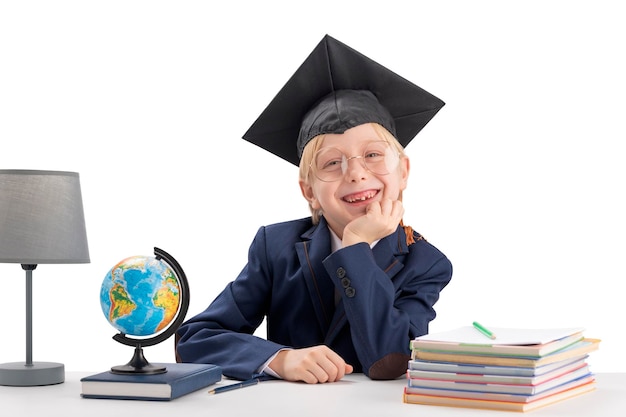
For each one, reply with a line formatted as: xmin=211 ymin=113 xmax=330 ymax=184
xmin=80 ymin=363 xmax=222 ymax=401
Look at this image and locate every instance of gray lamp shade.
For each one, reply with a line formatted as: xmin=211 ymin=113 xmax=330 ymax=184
xmin=0 ymin=170 xmax=90 ymax=264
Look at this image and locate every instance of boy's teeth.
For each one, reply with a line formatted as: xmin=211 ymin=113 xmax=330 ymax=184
xmin=345 ymin=191 xmax=375 ymax=202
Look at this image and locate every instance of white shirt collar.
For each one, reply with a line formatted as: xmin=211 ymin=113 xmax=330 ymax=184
xmin=328 ymin=227 xmax=380 ymax=253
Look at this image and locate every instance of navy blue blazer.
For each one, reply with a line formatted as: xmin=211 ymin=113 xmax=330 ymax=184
xmin=176 ymin=216 xmax=452 ymax=380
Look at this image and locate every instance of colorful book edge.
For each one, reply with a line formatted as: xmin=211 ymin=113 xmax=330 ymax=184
xmin=412 ymin=338 xmax=600 ymax=367
xmin=403 ymin=379 xmax=596 ymax=412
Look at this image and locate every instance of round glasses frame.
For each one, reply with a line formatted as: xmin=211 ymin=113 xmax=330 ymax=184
xmin=309 ymin=140 xmax=400 ymax=182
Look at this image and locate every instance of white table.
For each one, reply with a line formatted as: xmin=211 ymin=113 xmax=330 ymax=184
xmin=2 ymin=372 xmax=624 ymax=416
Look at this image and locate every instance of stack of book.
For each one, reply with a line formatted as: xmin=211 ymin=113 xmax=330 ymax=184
xmin=403 ymin=326 xmax=600 ymax=412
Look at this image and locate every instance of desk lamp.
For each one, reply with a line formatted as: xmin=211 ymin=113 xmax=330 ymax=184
xmin=0 ymin=170 xmax=90 ymax=386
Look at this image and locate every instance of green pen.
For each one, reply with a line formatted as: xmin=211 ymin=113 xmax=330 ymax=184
xmin=472 ymin=321 xmax=496 ymax=340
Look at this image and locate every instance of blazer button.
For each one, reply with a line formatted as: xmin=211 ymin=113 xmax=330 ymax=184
xmin=345 ymin=287 xmax=356 ymax=298
xmin=336 ymin=267 xmax=346 ymax=278
xmin=341 ymin=277 xmax=351 ymax=288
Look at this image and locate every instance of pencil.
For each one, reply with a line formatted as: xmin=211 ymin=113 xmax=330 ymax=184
xmin=472 ymin=321 xmax=496 ymax=339
xmin=208 ymin=378 xmax=259 ymax=395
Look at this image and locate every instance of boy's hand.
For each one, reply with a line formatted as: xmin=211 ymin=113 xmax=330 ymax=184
xmin=269 ymin=345 xmax=353 ymax=384
xmin=342 ymin=198 xmax=404 ymax=246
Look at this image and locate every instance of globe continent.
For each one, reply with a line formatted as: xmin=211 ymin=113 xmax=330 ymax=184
xmin=100 ymin=255 xmax=180 ymax=336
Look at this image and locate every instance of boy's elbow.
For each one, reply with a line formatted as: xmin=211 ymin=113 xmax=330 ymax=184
xmin=366 ymin=352 xmax=410 ymax=380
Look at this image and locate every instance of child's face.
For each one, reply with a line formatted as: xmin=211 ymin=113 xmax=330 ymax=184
xmin=300 ymin=123 xmax=409 ymax=239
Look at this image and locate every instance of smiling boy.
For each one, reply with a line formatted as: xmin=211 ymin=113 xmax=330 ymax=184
xmin=176 ymin=35 xmax=452 ymax=383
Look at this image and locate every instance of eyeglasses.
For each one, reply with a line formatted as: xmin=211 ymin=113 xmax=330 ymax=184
xmin=310 ymin=141 xmax=400 ymax=182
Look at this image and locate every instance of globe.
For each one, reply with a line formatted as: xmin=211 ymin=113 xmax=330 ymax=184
xmin=99 ymin=248 xmax=189 ymax=374
xmin=100 ymin=255 xmax=180 ymax=337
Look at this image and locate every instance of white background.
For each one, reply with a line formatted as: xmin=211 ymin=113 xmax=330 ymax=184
xmin=1 ymin=1 xmax=624 ymax=373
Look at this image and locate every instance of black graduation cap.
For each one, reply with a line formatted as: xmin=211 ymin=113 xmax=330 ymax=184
xmin=242 ymin=35 xmax=445 ymax=166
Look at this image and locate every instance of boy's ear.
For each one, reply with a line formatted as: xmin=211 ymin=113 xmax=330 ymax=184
xmin=399 ymin=156 xmax=410 ymax=190
xmin=299 ymin=180 xmax=321 ymax=210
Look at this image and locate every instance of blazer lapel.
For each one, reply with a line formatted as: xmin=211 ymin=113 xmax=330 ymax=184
xmin=295 ymin=219 xmax=336 ymax=335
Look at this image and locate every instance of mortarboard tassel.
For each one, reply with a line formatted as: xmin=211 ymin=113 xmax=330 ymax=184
xmin=400 ymin=219 xmax=424 ymax=246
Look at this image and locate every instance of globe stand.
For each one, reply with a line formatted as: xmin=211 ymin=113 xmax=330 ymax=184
xmin=111 ymin=345 xmax=166 ymax=375
xmin=108 ymin=247 xmax=190 ymax=376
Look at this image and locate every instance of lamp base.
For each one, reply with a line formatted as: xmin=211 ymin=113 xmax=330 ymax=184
xmin=0 ymin=361 xmax=64 ymax=386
